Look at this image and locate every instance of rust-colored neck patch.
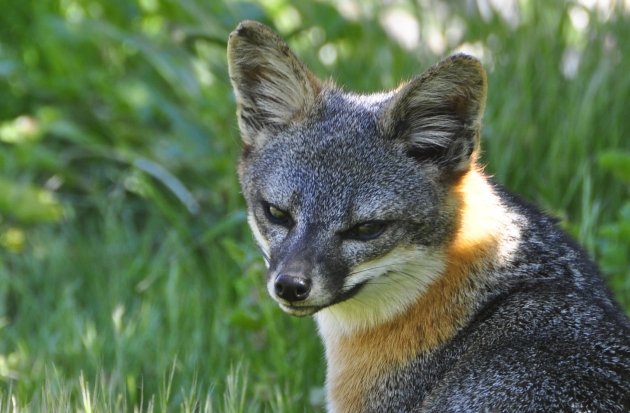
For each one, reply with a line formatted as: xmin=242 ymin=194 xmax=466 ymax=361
xmin=323 ymin=166 xmax=510 ymax=412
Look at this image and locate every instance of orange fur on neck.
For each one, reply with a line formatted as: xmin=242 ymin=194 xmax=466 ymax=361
xmin=325 ymin=165 xmax=506 ymax=411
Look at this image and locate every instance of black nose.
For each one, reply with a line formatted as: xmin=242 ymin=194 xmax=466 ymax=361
xmin=274 ymin=274 xmax=312 ymax=302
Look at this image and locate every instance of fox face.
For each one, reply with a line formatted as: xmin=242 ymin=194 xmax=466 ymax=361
xmin=240 ymin=101 xmax=452 ymax=319
xmin=228 ymin=21 xmax=487 ymax=330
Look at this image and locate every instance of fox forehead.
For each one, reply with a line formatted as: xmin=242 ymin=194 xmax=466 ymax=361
xmin=243 ymin=118 xmax=439 ymax=223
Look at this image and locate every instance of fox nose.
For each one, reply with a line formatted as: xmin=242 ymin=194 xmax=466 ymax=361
xmin=274 ymin=274 xmax=312 ymax=302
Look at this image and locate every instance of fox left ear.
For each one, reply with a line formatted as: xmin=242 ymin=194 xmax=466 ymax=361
xmin=381 ymin=54 xmax=487 ymax=175
xmin=227 ymin=20 xmax=322 ymax=147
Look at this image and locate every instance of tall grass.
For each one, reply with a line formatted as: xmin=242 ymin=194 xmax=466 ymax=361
xmin=0 ymin=0 xmax=628 ymax=411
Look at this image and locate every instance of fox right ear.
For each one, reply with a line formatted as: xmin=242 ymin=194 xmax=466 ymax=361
xmin=227 ymin=21 xmax=322 ymax=147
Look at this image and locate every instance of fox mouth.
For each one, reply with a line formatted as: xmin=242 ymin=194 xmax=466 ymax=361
xmin=278 ymin=303 xmax=322 ymax=316
xmin=275 ymin=280 xmax=369 ymax=316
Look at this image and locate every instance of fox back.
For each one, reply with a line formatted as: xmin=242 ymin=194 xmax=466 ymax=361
xmin=228 ymin=21 xmax=630 ymax=412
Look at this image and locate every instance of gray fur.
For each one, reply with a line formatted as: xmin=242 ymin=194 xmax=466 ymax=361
xmin=229 ymin=21 xmax=630 ymax=412
xmin=365 ymin=195 xmax=630 ymax=411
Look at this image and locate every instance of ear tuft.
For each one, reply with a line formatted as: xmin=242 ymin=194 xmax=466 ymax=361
xmin=381 ymin=54 xmax=487 ymax=174
xmin=228 ymin=21 xmax=322 ymax=146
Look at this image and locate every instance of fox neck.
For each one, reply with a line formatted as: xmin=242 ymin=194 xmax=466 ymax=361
xmin=315 ymin=167 xmax=522 ymax=412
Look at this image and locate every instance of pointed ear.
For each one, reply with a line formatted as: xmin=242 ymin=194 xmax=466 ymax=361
xmin=227 ymin=20 xmax=322 ymax=147
xmin=381 ymin=54 xmax=487 ymax=175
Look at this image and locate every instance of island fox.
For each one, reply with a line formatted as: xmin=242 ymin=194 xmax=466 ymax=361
xmin=228 ymin=20 xmax=630 ymax=412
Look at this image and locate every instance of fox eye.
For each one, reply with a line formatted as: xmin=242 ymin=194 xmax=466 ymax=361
xmin=344 ymin=221 xmax=387 ymax=241
xmin=262 ymin=202 xmax=293 ymax=227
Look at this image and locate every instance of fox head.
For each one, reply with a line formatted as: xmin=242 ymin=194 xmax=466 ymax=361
xmin=228 ymin=21 xmax=487 ymax=329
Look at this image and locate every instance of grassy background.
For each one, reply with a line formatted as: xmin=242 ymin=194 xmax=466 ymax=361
xmin=1 ymin=0 xmax=629 ymax=411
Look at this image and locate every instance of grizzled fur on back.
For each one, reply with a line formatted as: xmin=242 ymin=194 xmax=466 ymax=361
xmin=228 ymin=20 xmax=630 ymax=412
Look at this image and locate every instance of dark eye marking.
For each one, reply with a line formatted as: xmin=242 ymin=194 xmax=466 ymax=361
xmin=342 ymin=221 xmax=387 ymax=241
xmin=262 ymin=201 xmax=294 ymax=227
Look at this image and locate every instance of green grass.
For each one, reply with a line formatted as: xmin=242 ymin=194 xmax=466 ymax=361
xmin=0 ymin=0 xmax=629 ymax=411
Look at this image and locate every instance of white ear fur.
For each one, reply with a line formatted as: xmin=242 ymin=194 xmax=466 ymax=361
xmin=382 ymin=54 xmax=487 ymax=174
xmin=227 ymin=21 xmax=321 ymax=146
